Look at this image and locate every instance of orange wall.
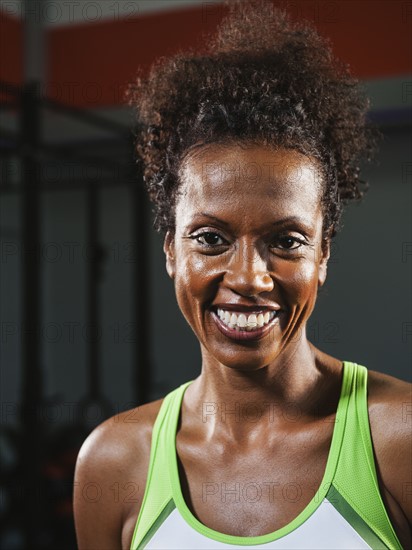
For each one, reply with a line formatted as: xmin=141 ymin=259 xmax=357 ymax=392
xmin=0 ymin=10 xmax=23 ymax=85
xmin=1 ymin=1 xmax=411 ymax=107
xmin=47 ymin=4 xmax=219 ymax=107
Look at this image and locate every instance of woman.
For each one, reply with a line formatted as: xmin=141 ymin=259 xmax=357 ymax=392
xmin=73 ymin=2 xmax=411 ymax=548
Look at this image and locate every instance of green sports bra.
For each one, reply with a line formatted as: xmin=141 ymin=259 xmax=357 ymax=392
xmin=130 ymin=361 xmax=403 ymax=549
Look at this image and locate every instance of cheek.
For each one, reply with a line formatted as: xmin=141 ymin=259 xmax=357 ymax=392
xmin=275 ymin=259 xmax=319 ymax=302
xmin=173 ymin=255 xmax=215 ymax=324
xmin=177 ymin=254 xmax=220 ymax=297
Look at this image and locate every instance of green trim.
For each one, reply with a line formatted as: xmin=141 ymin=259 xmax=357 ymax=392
xmin=331 ymin=365 xmax=403 ymax=550
xmin=130 ymin=390 xmax=176 ymax=550
xmin=355 ymin=371 xmax=404 ymax=549
xmin=327 ymin=485 xmax=389 ymax=549
xmin=138 ymin=498 xmax=176 ymax=549
xmin=166 ymin=362 xmax=353 ymax=546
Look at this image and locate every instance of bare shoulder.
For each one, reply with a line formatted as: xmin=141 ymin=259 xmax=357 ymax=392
xmin=368 ymin=371 xmax=412 ymax=484
xmin=367 ymin=369 xmax=411 ymax=441
xmin=366 ymin=369 xmax=412 ymax=542
xmin=73 ymin=398 xmax=164 ymax=550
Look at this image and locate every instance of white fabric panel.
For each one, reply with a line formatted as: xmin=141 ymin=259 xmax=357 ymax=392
xmin=145 ymin=498 xmax=371 ymax=549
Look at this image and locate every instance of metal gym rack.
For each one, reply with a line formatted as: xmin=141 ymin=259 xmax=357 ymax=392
xmin=0 ymin=79 xmax=152 ymax=548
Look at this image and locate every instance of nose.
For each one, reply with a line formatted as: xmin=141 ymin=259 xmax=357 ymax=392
xmin=223 ymin=239 xmax=274 ymax=297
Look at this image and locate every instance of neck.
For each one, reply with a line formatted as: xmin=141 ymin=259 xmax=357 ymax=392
xmin=185 ymin=340 xmax=342 ymax=445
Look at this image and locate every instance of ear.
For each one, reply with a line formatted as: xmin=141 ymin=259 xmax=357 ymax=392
xmin=163 ymin=230 xmax=176 ymax=280
xmin=318 ymin=238 xmax=331 ymax=288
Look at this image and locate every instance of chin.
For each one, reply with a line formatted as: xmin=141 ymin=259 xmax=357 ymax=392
xmin=208 ymin=346 xmax=281 ymax=372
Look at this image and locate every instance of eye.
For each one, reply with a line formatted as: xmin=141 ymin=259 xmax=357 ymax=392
xmin=191 ymin=231 xmax=227 ymax=247
xmin=271 ymin=235 xmax=305 ymax=251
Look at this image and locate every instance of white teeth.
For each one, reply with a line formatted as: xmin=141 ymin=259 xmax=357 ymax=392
xmin=246 ymin=314 xmax=257 ymax=331
xmin=216 ymin=308 xmax=277 ymax=331
xmin=238 ymin=314 xmax=247 ymax=328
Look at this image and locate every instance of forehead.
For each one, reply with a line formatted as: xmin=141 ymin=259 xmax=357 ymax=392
xmin=177 ymin=143 xmax=323 ymax=226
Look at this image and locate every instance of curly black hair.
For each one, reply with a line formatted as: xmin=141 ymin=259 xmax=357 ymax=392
xmin=127 ymin=0 xmax=379 ymax=240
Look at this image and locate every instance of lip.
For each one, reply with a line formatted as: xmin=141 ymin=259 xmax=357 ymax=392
xmin=211 ymin=303 xmax=282 ymax=312
xmin=210 ymin=309 xmax=280 ymax=341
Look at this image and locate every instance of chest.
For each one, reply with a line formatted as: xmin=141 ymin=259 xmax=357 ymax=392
xmin=176 ymin=426 xmax=333 ymax=537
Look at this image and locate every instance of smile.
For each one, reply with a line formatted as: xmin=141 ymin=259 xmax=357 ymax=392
xmin=217 ymin=309 xmax=276 ymax=330
xmin=210 ymin=308 xmax=280 ymax=341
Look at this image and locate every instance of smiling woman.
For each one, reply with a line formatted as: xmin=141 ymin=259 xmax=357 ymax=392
xmin=168 ymin=146 xmax=326 ymax=365
xmin=73 ymin=1 xmax=411 ymax=549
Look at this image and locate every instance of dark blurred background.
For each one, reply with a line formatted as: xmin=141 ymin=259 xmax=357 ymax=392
xmin=0 ymin=1 xmax=411 ymax=548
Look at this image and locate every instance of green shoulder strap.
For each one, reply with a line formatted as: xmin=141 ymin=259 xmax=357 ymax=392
xmin=129 ymin=386 xmax=176 ymax=549
xmin=332 ymin=362 xmax=403 ymax=549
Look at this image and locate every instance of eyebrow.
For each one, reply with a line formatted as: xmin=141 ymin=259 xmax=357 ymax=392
xmin=191 ymin=213 xmax=313 ymax=231
xmin=193 ymin=212 xmax=231 ymax=227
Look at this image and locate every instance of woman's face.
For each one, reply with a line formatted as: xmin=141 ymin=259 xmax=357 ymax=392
xmin=164 ymin=143 xmax=330 ymax=371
